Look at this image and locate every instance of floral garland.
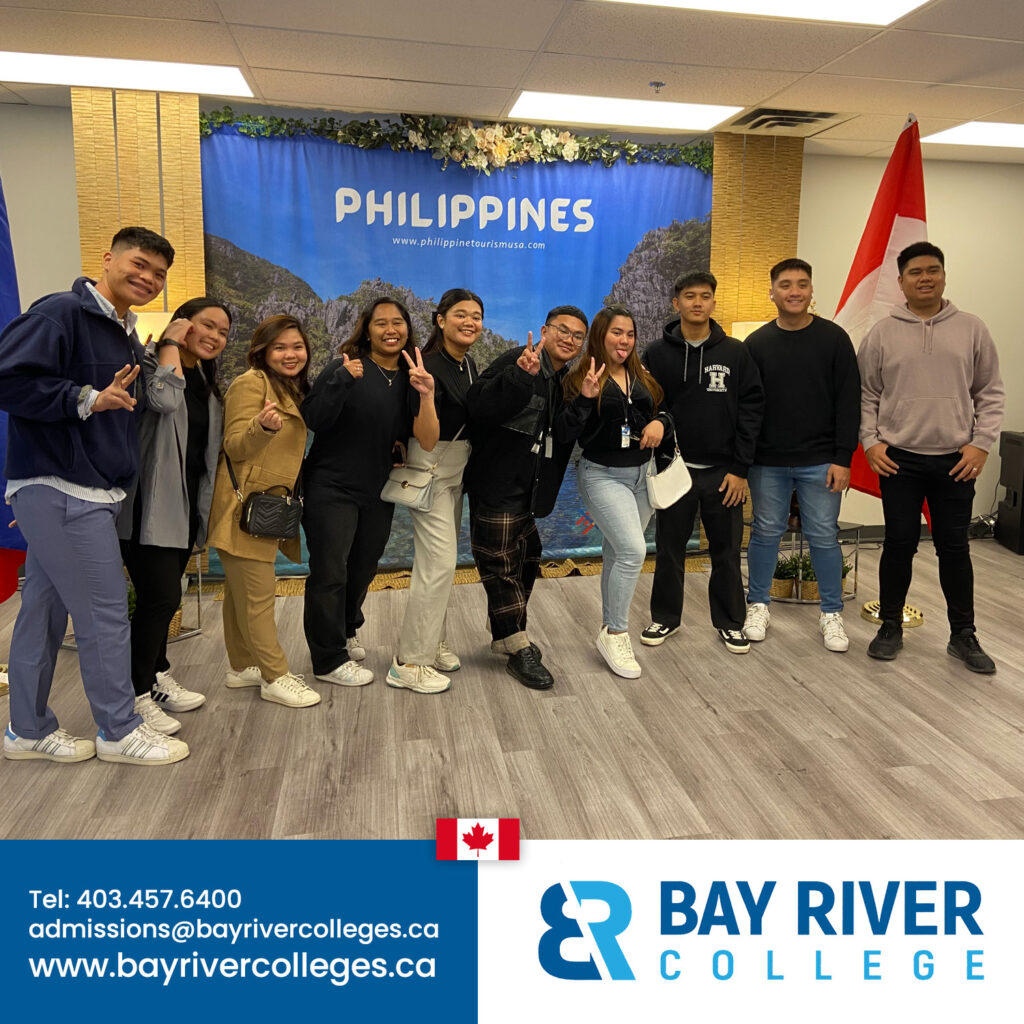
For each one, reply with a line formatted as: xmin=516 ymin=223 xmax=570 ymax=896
xmin=200 ymin=108 xmax=712 ymax=175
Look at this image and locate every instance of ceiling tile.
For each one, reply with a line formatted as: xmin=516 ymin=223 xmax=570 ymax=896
xmin=524 ymin=53 xmax=801 ymax=105
xmin=977 ymin=103 xmax=1024 ymax=124
xmin=216 ymin=0 xmax=564 ymax=50
xmin=251 ymin=68 xmax=512 ymax=120
xmin=896 ymin=0 xmax=1024 ymax=42
xmin=810 ymin=113 xmax=962 ymax=142
xmin=231 ymin=26 xmax=531 ymax=89
xmin=545 ymin=4 xmax=876 ymax=70
xmin=804 ymin=138 xmax=894 ymax=156
xmin=0 ymin=0 xmax=219 ymax=17
xmin=0 ymin=81 xmax=71 ymax=105
xmin=0 ymin=9 xmax=242 ymax=63
xmin=823 ymin=30 xmax=1024 ymax=90
xmin=920 ymin=142 xmax=1024 ymax=163
xmin=766 ymin=75 xmax=1024 ymax=119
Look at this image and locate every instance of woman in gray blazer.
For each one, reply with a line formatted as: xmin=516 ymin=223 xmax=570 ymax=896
xmin=117 ymin=298 xmax=230 ymax=735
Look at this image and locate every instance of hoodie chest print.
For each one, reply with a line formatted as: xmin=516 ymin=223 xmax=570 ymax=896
xmin=704 ymin=363 xmax=731 ymax=393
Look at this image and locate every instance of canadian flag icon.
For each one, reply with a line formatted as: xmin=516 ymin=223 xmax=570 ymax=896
xmin=436 ymin=818 xmax=520 ymax=860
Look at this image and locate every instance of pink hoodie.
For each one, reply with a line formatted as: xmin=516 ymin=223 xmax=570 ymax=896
xmin=857 ymin=300 xmax=1004 ymax=455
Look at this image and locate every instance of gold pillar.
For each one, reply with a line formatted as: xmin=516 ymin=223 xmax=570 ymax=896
xmin=710 ymin=133 xmax=804 ymax=334
xmin=70 ymin=87 xmax=205 ymax=314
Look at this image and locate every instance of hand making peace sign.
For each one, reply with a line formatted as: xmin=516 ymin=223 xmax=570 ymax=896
xmin=93 ymin=363 xmax=141 ymax=412
xmin=403 ymin=347 xmax=435 ymax=396
xmin=580 ymin=357 xmax=605 ymax=399
xmin=516 ymin=330 xmax=542 ymax=376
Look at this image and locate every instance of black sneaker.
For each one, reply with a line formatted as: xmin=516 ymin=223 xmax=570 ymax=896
xmin=641 ymin=622 xmax=679 ymax=646
xmin=867 ymin=620 xmax=903 ymax=660
xmin=717 ymin=628 xmax=749 ymax=654
xmin=947 ymin=629 xmax=996 ymax=675
xmin=506 ymin=646 xmax=554 ymax=690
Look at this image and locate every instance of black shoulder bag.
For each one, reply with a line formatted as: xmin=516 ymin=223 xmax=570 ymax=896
xmin=224 ymin=454 xmax=303 ymax=540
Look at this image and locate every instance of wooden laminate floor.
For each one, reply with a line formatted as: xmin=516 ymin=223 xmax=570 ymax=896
xmin=0 ymin=539 xmax=1022 ymax=840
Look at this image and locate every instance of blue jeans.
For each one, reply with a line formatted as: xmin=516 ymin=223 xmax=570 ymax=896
xmin=577 ymin=458 xmax=653 ymax=632
xmin=746 ymin=464 xmax=844 ymax=613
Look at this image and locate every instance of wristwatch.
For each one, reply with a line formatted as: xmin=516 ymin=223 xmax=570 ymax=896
xmin=154 ymin=337 xmax=180 ymax=350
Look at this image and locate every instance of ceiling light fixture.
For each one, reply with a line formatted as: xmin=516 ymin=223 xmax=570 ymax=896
xmin=0 ymin=51 xmax=252 ymax=96
xmin=922 ymin=122 xmax=1024 ymax=149
xmin=589 ymin=1 xmax=929 ymax=27
xmin=509 ymin=91 xmax=740 ymax=131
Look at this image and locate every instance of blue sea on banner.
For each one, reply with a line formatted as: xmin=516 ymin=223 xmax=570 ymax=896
xmin=200 ymin=129 xmax=711 ymax=341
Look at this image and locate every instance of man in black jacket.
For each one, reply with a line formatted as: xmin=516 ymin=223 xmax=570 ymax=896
xmin=465 ymin=305 xmax=589 ymax=689
xmin=642 ymin=271 xmax=764 ymax=654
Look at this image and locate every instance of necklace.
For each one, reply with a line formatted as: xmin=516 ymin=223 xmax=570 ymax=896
xmin=370 ymin=359 xmax=400 ymax=387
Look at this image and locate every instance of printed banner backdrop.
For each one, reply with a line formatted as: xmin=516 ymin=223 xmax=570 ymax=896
xmin=200 ymin=129 xmax=712 ymax=569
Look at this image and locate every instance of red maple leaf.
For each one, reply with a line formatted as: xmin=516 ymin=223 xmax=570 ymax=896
xmin=461 ymin=822 xmax=494 ymax=857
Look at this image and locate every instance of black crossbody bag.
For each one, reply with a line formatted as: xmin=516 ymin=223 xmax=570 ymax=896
xmin=224 ymin=454 xmax=303 ymax=540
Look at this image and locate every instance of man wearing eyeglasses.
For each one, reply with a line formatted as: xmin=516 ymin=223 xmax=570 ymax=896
xmin=465 ymin=305 xmax=589 ymax=689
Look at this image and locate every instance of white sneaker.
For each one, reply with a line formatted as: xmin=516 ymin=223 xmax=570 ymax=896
xmin=819 ymin=612 xmax=850 ymax=653
xmin=387 ymin=658 xmax=451 ymax=694
xmin=4 ymin=724 xmax=95 ymax=763
xmin=434 ymin=639 xmax=461 ymax=672
xmin=261 ymin=672 xmax=321 ymax=708
xmin=316 ymin=661 xmax=374 ymax=686
xmin=596 ymin=627 xmax=641 ymax=679
xmin=153 ymin=671 xmax=206 ymax=712
xmin=96 ymin=721 xmax=189 ymax=766
xmin=347 ymin=634 xmax=366 ymax=661
xmin=225 ymin=666 xmax=264 ymax=688
xmin=133 ymin=693 xmax=181 ymax=735
xmin=743 ymin=602 xmax=771 ymax=642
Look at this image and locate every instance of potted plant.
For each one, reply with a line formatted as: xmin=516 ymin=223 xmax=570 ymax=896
xmin=797 ymin=553 xmax=818 ymax=601
xmin=770 ymin=553 xmax=799 ymax=598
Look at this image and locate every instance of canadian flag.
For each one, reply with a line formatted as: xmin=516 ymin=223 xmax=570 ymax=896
xmin=436 ymin=818 xmax=520 ymax=860
xmin=834 ymin=114 xmax=927 ymax=501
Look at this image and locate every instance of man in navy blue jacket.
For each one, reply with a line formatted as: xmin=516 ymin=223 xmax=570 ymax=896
xmin=0 ymin=226 xmax=190 ymax=767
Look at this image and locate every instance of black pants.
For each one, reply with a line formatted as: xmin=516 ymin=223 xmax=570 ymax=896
xmin=650 ymin=465 xmax=745 ymax=631
xmin=470 ymin=508 xmax=542 ymax=645
xmin=121 ymin=539 xmax=191 ymax=697
xmin=303 ymin=487 xmax=395 ymax=675
xmin=878 ymin=447 xmax=975 ymax=631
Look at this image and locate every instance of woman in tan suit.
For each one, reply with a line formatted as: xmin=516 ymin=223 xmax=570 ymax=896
xmin=207 ymin=315 xmax=317 ymax=708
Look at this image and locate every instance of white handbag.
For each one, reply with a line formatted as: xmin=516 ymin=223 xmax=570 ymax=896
xmin=380 ymin=425 xmax=465 ymax=512
xmin=646 ymin=444 xmax=692 ymax=510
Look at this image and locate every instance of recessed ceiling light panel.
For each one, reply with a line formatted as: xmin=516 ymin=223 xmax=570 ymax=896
xmin=589 ymin=1 xmax=929 ymax=27
xmin=509 ymin=91 xmax=740 ymax=131
xmin=922 ymin=123 xmax=1024 ymax=149
xmin=0 ymin=51 xmax=252 ymax=96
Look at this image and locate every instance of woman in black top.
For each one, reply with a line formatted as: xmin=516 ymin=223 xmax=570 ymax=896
xmin=564 ymin=305 xmax=666 ymax=679
xmin=302 ymin=298 xmax=436 ymax=687
xmin=118 ymin=297 xmax=230 ymax=733
xmin=389 ymin=288 xmax=482 ymax=694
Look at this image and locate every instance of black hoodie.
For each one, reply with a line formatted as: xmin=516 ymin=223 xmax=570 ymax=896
xmin=644 ymin=317 xmax=764 ymax=477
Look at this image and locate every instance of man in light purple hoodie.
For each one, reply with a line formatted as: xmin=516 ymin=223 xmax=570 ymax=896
xmin=858 ymin=241 xmax=1005 ymax=672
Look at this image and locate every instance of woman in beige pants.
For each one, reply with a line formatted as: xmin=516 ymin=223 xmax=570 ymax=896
xmin=389 ymin=289 xmax=484 ymax=694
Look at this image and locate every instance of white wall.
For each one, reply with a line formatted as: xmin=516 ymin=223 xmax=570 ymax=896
xmin=0 ymin=105 xmax=80 ymax=310
xmin=798 ymin=153 xmax=1021 ymax=525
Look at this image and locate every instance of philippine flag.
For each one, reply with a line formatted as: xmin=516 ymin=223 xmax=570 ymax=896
xmin=436 ymin=818 xmax=520 ymax=860
xmin=834 ymin=113 xmax=926 ymax=502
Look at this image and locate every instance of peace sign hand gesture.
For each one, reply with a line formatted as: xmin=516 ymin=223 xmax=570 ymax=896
xmin=93 ymin=363 xmax=141 ymax=412
xmin=580 ymin=357 xmax=605 ymax=399
xmin=341 ymin=352 xmax=363 ymax=380
xmin=516 ymin=331 xmax=541 ymax=376
xmin=403 ymin=347 xmax=435 ymax=396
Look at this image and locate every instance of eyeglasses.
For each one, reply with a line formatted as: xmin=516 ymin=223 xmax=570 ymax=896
xmin=546 ymin=322 xmax=586 ymax=344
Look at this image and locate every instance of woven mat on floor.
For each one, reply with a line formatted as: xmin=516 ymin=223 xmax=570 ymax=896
xmin=195 ymin=555 xmax=711 ymax=600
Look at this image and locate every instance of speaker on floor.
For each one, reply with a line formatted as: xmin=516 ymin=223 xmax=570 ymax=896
xmin=995 ymin=430 xmax=1024 ymax=555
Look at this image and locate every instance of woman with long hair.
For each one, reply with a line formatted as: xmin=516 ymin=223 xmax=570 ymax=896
xmin=301 ymin=297 xmax=436 ymax=686
xmin=564 ymin=305 xmax=667 ymax=678
xmin=207 ymin=314 xmax=318 ymax=708
xmin=389 ymin=288 xmax=482 ymax=694
xmin=117 ymin=297 xmax=230 ymax=735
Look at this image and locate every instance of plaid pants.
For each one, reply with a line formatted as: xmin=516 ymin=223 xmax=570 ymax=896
xmin=470 ymin=509 xmax=542 ymax=651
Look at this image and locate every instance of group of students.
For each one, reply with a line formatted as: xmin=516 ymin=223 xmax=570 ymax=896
xmin=0 ymin=226 xmax=1006 ymax=768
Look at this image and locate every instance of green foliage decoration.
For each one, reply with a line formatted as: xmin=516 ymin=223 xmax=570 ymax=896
xmin=200 ymin=108 xmax=713 ymax=175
